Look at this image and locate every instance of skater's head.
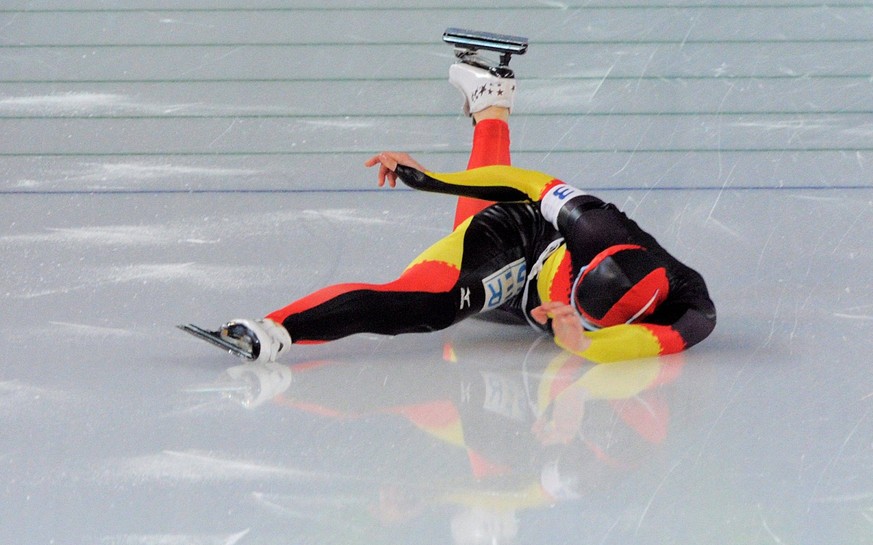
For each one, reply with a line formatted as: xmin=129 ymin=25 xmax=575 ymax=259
xmin=572 ymin=244 xmax=669 ymax=329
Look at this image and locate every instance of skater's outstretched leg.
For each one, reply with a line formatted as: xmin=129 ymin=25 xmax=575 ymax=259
xmin=255 ymin=209 xmax=530 ymax=352
xmin=450 ymin=62 xmax=516 ymax=228
xmin=265 ymin=256 xmax=464 ymax=344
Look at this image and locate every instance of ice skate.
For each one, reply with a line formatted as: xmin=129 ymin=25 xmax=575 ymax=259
xmin=178 ymin=318 xmax=291 ymax=362
xmin=443 ymin=28 xmax=528 ymax=117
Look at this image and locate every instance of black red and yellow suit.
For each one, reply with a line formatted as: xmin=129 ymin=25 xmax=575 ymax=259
xmin=266 ymin=121 xmax=715 ymax=363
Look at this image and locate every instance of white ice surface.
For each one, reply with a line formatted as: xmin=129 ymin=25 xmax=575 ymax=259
xmin=1 ymin=4 xmax=872 ymax=545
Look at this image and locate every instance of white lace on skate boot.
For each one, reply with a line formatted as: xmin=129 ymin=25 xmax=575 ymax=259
xmin=221 ymin=318 xmax=292 ymax=363
xmin=449 ymin=62 xmax=516 ymax=116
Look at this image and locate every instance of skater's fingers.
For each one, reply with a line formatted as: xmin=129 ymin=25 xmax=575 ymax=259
xmin=531 ymin=302 xmax=561 ymax=324
xmin=375 ymin=167 xmax=397 ymax=188
xmin=376 ymin=152 xmax=399 ymax=171
xmin=376 ymin=151 xmax=428 ymax=172
xmin=366 ymin=156 xmax=383 ymax=187
xmin=365 ymin=153 xmax=398 ymax=173
xmin=366 ymin=151 xmax=426 ymax=189
xmin=531 ymin=302 xmax=573 ymax=323
xmin=530 ymin=305 xmax=549 ymax=324
xmin=532 ymin=302 xmax=593 ymax=354
xmin=551 ymin=307 xmax=577 ymax=321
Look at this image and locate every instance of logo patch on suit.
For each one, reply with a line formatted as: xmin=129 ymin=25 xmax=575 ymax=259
xmin=482 ymin=259 xmax=526 ymax=311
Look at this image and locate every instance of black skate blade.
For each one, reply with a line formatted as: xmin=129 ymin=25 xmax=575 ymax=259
xmin=177 ymin=323 xmax=255 ymax=361
xmin=443 ymin=28 xmax=528 ymax=56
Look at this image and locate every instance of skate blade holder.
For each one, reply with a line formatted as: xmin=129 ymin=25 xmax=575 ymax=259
xmin=443 ymin=28 xmax=528 ymax=71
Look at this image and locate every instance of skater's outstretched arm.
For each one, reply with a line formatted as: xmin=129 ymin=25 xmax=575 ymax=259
xmin=365 ymin=151 xmax=559 ymax=203
xmin=532 ymin=300 xmax=715 ymax=363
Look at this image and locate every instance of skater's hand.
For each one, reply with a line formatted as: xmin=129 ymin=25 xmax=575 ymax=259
xmin=532 ymin=302 xmax=592 ymax=354
xmin=364 ymin=151 xmax=427 ymax=188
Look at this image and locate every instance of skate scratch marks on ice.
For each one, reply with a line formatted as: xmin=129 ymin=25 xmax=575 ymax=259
xmin=1 ymin=225 xmax=205 ymax=246
xmin=208 ymin=119 xmax=239 ymax=148
xmin=48 ymin=321 xmax=140 ymax=338
xmin=7 ymin=264 xmax=274 ymax=299
xmin=110 ymin=450 xmax=333 ymax=482
xmin=588 ymin=63 xmax=614 ymax=102
xmin=832 ymin=312 xmax=873 ymax=321
xmin=789 ymin=194 xmax=846 ymax=203
xmin=729 ymin=119 xmax=836 ymax=131
xmin=635 ymin=459 xmax=682 ymax=536
xmin=536 ymin=0 xmax=569 ymax=8
xmin=104 ymin=263 xmax=275 ymax=289
xmin=0 ymin=93 xmax=127 ymax=113
xmin=297 ymin=209 xmax=394 ymax=226
xmin=705 ymin=164 xmax=737 ymax=224
xmin=0 ymin=92 xmax=198 ymax=116
xmin=302 ymin=118 xmax=373 ymax=129
xmin=806 ymin=404 xmax=872 ymax=513
xmin=72 ymin=162 xmax=260 ymax=182
xmin=834 ymin=302 xmax=873 ymax=316
xmin=0 ymin=380 xmax=69 ymax=405
xmin=104 ymin=529 xmax=250 ymax=545
xmin=757 ymin=505 xmax=788 ymax=544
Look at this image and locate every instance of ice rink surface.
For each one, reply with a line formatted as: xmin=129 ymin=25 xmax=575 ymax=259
xmin=1 ymin=2 xmax=872 ymax=544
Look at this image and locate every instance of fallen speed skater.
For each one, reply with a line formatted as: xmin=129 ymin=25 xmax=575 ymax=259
xmin=179 ymin=29 xmax=716 ymax=364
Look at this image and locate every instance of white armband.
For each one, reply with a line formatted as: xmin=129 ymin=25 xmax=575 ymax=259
xmin=540 ymin=183 xmax=587 ymax=229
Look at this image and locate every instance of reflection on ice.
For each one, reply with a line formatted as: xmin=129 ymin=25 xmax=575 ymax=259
xmin=185 ymin=337 xmax=688 ymax=544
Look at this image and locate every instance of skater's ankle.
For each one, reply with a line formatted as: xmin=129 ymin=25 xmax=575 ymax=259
xmin=472 ymin=106 xmax=510 ymax=124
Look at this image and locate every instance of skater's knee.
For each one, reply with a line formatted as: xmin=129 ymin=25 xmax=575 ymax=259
xmin=394 ymin=260 xmax=461 ymax=292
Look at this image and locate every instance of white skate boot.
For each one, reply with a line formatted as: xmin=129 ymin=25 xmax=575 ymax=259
xmin=449 ymin=62 xmax=516 ymax=117
xmin=220 ymin=318 xmax=292 ymax=363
